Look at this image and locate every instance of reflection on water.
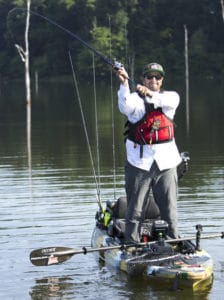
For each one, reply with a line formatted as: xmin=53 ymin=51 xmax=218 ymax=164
xmin=30 ymin=276 xmax=74 ymax=299
xmin=0 ymin=79 xmax=224 ymax=299
xmin=30 ymin=272 xmax=213 ymax=300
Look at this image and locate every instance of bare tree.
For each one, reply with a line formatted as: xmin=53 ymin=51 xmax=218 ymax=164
xmin=221 ymin=0 xmax=224 ymax=23
xmin=184 ymin=25 xmax=189 ymax=134
xmin=15 ymin=0 xmax=32 ymax=172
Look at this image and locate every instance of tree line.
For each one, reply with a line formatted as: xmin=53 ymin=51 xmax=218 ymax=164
xmin=0 ymin=0 xmax=223 ymax=81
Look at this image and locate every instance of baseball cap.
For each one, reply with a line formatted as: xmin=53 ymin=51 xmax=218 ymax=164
xmin=142 ymin=63 xmax=165 ymax=77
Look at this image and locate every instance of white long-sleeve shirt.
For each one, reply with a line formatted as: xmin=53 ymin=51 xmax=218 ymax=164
xmin=118 ymin=84 xmax=182 ymax=171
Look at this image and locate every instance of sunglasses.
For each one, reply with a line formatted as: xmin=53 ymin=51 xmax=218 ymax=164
xmin=144 ymin=74 xmax=162 ymax=80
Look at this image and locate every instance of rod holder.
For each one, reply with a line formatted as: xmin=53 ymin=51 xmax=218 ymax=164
xmin=195 ymin=224 xmax=203 ymax=251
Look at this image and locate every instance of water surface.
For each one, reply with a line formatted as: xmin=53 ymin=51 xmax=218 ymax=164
xmin=0 ymin=78 xmax=223 ymax=299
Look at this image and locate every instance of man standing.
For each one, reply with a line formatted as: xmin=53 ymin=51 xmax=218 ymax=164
xmin=116 ymin=62 xmax=182 ymax=243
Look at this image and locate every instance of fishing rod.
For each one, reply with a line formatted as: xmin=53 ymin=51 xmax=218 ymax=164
xmin=8 ymin=7 xmax=130 ymax=210
xmin=68 ymin=51 xmax=102 ymax=211
xmin=109 ymin=15 xmax=117 ymax=200
xmin=92 ymin=53 xmax=101 ymax=201
xmin=8 ymin=7 xmax=135 ymax=85
xmin=30 ymin=231 xmax=224 ymax=266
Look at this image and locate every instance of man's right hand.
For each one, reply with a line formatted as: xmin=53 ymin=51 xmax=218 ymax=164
xmin=115 ymin=68 xmax=129 ymax=86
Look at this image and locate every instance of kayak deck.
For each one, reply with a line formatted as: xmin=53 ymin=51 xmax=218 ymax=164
xmin=91 ymin=226 xmax=213 ymax=290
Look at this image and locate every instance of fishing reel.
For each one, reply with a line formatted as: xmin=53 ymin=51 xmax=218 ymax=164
xmin=113 ymin=59 xmax=136 ymax=86
xmin=113 ymin=60 xmax=124 ymax=70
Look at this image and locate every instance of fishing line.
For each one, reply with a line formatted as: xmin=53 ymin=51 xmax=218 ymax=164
xmin=68 ymin=51 xmax=102 ymax=210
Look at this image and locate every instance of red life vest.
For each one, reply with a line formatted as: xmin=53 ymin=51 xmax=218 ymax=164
xmin=125 ymin=108 xmax=174 ymax=146
xmin=135 ymin=109 xmax=174 ymax=145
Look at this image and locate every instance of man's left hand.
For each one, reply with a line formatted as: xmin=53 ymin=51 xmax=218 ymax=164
xmin=136 ymin=84 xmax=154 ymax=97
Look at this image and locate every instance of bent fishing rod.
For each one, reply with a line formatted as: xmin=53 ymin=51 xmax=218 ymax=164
xmin=8 ymin=7 xmax=131 ymax=210
xmin=8 ymin=7 xmax=135 ymax=85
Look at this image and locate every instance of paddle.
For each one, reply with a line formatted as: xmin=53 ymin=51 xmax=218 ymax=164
xmin=30 ymin=244 xmax=136 ymax=266
xmin=30 ymin=232 xmax=224 ymax=266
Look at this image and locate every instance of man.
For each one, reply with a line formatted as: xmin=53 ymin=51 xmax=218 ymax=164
xmin=116 ymin=62 xmax=182 ymax=243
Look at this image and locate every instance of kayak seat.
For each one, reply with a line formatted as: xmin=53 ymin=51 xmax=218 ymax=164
xmin=106 ymin=196 xmax=161 ymax=239
xmin=110 ymin=195 xmax=161 ymax=220
xmin=110 ymin=218 xmax=159 ymax=240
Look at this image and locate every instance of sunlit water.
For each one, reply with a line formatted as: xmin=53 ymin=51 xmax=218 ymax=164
xmin=0 ymin=79 xmax=224 ymax=299
xmin=1 ymin=153 xmax=224 ymax=300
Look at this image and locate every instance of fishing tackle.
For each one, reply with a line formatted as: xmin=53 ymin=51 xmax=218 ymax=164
xmin=7 ymin=7 xmax=135 ymax=85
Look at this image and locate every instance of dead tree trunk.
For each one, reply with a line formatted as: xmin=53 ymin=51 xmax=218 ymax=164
xmin=184 ymin=25 xmax=190 ymax=134
xmin=221 ymin=0 xmax=224 ymax=23
xmin=15 ymin=0 xmax=32 ymax=172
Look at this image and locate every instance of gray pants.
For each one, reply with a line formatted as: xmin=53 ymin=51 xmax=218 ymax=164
xmin=125 ymin=161 xmax=178 ymax=243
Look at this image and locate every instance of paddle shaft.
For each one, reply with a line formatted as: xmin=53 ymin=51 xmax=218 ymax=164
xmin=30 ymin=232 xmax=224 ymax=266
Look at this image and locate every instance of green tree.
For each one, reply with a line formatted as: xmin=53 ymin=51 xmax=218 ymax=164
xmin=0 ymin=0 xmax=223 ymax=80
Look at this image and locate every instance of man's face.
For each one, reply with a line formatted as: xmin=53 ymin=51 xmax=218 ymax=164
xmin=142 ymin=72 xmax=164 ymax=92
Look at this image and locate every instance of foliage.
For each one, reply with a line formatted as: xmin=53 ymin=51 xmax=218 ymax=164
xmin=0 ymin=0 xmax=223 ymax=80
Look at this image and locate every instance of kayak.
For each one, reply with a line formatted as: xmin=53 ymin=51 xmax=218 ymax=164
xmin=91 ymin=196 xmax=214 ymax=291
xmin=29 ymin=151 xmax=217 ymax=291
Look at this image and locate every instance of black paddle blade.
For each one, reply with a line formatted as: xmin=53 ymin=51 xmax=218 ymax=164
xmin=30 ymin=247 xmax=75 ymax=266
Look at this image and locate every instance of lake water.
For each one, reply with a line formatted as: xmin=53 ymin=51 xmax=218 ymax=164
xmin=0 ymin=77 xmax=224 ymax=299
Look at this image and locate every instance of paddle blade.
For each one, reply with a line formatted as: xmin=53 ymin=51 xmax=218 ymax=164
xmin=30 ymin=247 xmax=75 ymax=266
